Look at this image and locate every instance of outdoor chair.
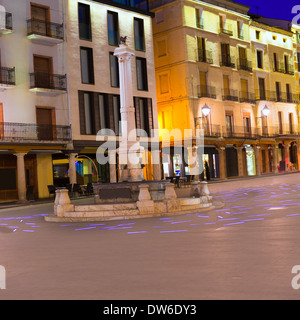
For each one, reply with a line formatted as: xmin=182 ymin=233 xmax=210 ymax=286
xmin=47 ymin=185 xmax=56 ymax=199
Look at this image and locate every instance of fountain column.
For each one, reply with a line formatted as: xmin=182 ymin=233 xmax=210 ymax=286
xmin=114 ymin=42 xmax=144 ymax=182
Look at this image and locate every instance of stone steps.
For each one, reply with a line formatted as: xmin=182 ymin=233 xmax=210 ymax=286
xmin=64 ymin=209 xmax=140 ymax=218
xmin=74 ymin=202 xmax=137 ymax=212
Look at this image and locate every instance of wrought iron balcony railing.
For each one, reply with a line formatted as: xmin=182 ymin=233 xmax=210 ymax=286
xmin=194 ymin=121 xmax=221 ymax=138
xmin=274 ymin=61 xmax=295 ymax=75
xmin=220 ymin=54 xmax=235 ymax=68
xmin=275 ymin=125 xmax=300 ymax=136
xmin=222 ymin=89 xmax=239 ymax=101
xmin=0 ymin=67 xmax=15 ymax=86
xmin=27 ymin=18 xmax=64 ymax=40
xmin=30 ymin=72 xmax=67 ymax=91
xmin=0 ymin=11 xmax=13 ymax=31
xmin=275 ymin=92 xmax=299 ymax=103
xmin=0 ymin=122 xmax=71 ymax=143
xmin=239 ymin=91 xmax=255 ymax=104
xmin=219 ymin=23 xmax=233 ymax=36
xmin=197 ymin=49 xmax=213 ymax=64
xmin=222 ymin=126 xmax=258 ymax=139
xmin=237 ymin=58 xmax=252 ymax=72
xmin=198 ymin=85 xmax=217 ymax=99
xmin=255 ymin=90 xmax=276 ymax=102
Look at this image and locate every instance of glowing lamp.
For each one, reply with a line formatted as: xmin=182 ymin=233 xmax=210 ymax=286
xmin=262 ymin=105 xmax=270 ymax=116
xmin=201 ymin=104 xmax=211 ymax=117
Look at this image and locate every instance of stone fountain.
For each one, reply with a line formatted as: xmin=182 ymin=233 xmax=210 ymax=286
xmin=45 ymin=38 xmax=216 ymax=223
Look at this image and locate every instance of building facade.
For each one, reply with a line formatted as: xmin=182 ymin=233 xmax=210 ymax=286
xmin=63 ymin=0 xmax=160 ymax=186
xmin=150 ymin=0 xmax=300 ymax=180
xmin=0 ymin=0 xmax=70 ymax=202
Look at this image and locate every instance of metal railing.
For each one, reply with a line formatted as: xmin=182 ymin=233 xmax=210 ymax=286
xmin=274 ymin=61 xmax=294 ymax=75
xmin=30 ymin=72 xmax=67 ymax=91
xmin=197 ymin=49 xmax=213 ymax=64
xmin=198 ymin=85 xmax=217 ymax=99
xmin=27 ymin=19 xmax=64 ymax=40
xmin=239 ymin=91 xmax=255 ymax=104
xmin=275 ymin=92 xmax=299 ymax=103
xmin=219 ymin=23 xmax=233 ymax=36
xmin=0 ymin=122 xmax=71 ymax=143
xmin=0 ymin=67 xmax=15 ymax=86
xmin=220 ymin=54 xmax=235 ymax=68
xmin=255 ymin=90 xmax=276 ymax=101
xmin=237 ymin=58 xmax=252 ymax=72
xmin=222 ymin=89 xmax=239 ymax=101
xmin=0 ymin=11 xmax=12 ymax=30
xmin=222 ymin=126 xmax=258 ymax=139
xmin=194 ymin=121 xmax=221 ymax=137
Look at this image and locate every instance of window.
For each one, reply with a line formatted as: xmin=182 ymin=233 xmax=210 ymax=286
xmin=107 ymin=11 xmax=119 ymax=46
xmin=243 ymin=112 xmax=251 ymax=134
xmin=225 ymin=111 xmax=234 ymax=135
xmin=289 ymin=113 xmax=294 ymax=134
xmin=240 ymin=79 xmax=248 ymax=101
xmin=286 ymin=83 xmax=291 ymax=102
xmin=283 ymin=38 xmax=287 ymax=43
xmin=197 ymin=36 xmax=206 ymax=62
xmin=275 ymin=81 xmax=281 ymax=101
xmin=256 ymin=30 xmax=260 ymax=40
xmin=272 ymin=35 xmax=277 ymax=41
xmin=273 ymin=52 xmax=278 ymax=71
xmin=237 ymin=20 xmax=243 ymax=39
xmin=195 ymin=8 xmax=203 ymax=28
xmin=109 ymin=52 xmax=119 ymax=88
xmin=257 ymin=50 xmax=263 ymax=69
xmin=78 ymin=3 xmax=92 ymax=41
xmin=278 ymin=111 xmax=283 ymax=134
xmin=134 ymin=97 xmax=153 ymax=137
xmin=98 ymin=94 xmax=107 ymax=130
xmin=80 ymin=47 xmax=94 ymax=84
xmin=284 ymin=55 xmax=289 ymax=73
xmin=84 ymin=92 xmax=94 ymax=134
xmin=258 ymin=77 xmax=265 ymax=100
xmin=134 ymin=18 xmax=145 ymax=51
xmin=112 ymin=95 xmax=121 ymax=135
xmin=136 ymin=57 xmax=148 ymax=91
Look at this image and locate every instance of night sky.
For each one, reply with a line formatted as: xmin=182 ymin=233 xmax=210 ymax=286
xmin=236 ymin=0 xmax=298 ymax=22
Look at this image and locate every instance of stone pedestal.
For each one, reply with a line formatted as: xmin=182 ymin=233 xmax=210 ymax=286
xmin=136 ymin=184 xmax=154 ymax=215
xmin=55 ymin=188 xmax=74 ymax=217
xmin=190 ymin=181 xmax=200 ymax=197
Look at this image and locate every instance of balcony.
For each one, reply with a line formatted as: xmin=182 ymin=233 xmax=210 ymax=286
xmin=239 ymin=91 xmax=255 ymax=104
xmin=274 ymin=62 xmax=295 ymax=75
xmin=220 ymin=54 xmax=235 ymax=68
xmin=222 ymin=89 xmax=239 ymax=101
xmin=275 ymin=125 xmax=300 ymax=137
xmin=219 ymin=23 xmax=233 ymax=36
xmin=27 ymin=19 xmax=64 ymax=46
xmin=0 ymin=122 xmax=71 ymax=144
xmin=222 ymin=126 xmax=258 ymax=139
xmin=0 ymin=11 xmax=13 ymax=35
xmin=29 ymin=72 xmax=67 ymax=95
xmin=197 ymin=49 xmax=213 ymax=64
xmin=198 ymin=85 xmax=216 ymax=99
xmin=237 ymin=58 xmax=252 ymax=72
xmin=0 ymin=67 xmax=16 ymax=90
xmin=275 ymin=92 xmax=299 ymax=104
xmin=255 ymin=90 xmax=276 ymax=102
xmin=194 ymin=121 xmax=221 ymax=138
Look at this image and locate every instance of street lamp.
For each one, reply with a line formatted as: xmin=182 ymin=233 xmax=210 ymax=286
xmin=201 ymin=103 xmax=211 ymax=117
xmin=262 ymin=105 xmax=270 ymax=116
